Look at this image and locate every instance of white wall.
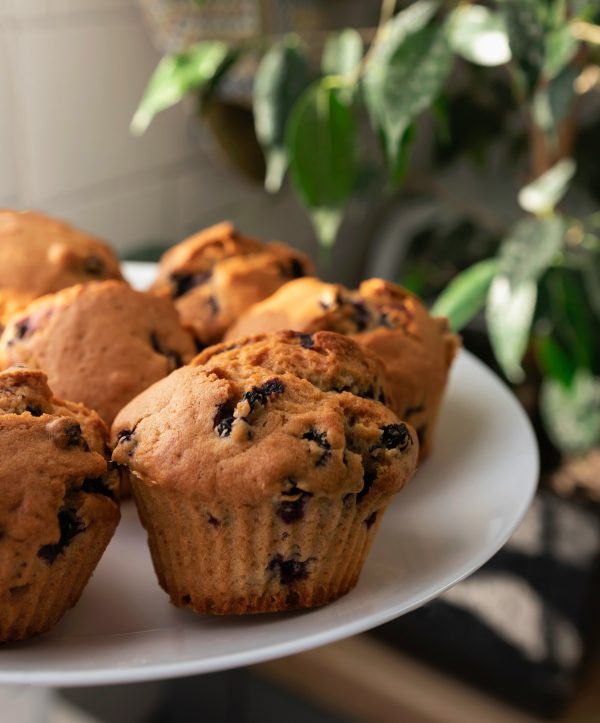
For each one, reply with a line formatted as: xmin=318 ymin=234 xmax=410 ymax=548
xmin=0 ymin=0 xmax=316 ymax=256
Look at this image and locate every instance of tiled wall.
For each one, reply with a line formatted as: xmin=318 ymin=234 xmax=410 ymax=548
xmin=0 ymin=0 xmax=315 ymax=256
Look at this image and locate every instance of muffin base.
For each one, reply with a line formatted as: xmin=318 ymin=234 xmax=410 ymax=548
xmin=130 ymin=476 xmax=389 ymax=615
xmin=0 ymin=503 xmax=119 ymax=643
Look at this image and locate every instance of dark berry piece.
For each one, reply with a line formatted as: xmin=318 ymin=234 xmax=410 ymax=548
xmin=302 ymin=428 xmax=330 ymax=449
xmin=298 ymin=333 xmax=314 ymax=349
xmin=7 ymin=318 xmax=31 ymax=346
xmin=364 ymin=511 xmax=378 ymax=528
xmin=378 ymin=311 xmax=395 ymax=329
xmin=46 ymin=418 xmax=89 ymax=450
xmin=267 ymin=554 xmax=312 ymax=585
xmin=38 ymin=507 xmax=85 ymax=564
xmin=65 ymin=421 xmax=83 ymax=447
xmin=380 ymin=423 xmax=412 ymax=451
xmin=116 ymin=428 xmax=137 ymax=457
xmin=83 ymin=254 xmax=105 ymax=276
xmin=117 ymin=428 xmax=133 ymax=443
xmin=207 ymin=514 xmax=221 ymax=527
xmin=26 ymin=404 xmax=42 ymax=417
xmin=289 ymin=258 xmax=305 ymax=279
xmin=150 ymin=331 xmax=183 ymax=371
xmin=214 ymin=399 xmax=236 ymax=438
xmin=82 ymin=476 xmax=115 ymax=500
xmin=243 ymin=378 xmax=285 ymax=413
xmin=208 ymin=295 xmax=219 ymax=316
xmin=276 ymin=491 xmax=312 ymax=523
xmin=356 ymin=465 xmax=377 ymax=503
xmin=316 ymin=450 xmax=331 ymax=467
xmin=351 ymin=301 xmax=370 ymax=332
xmin=359 ymin=385 xmax=375 ymax=400
xmin=170 ymin=272 xmax=210 ymax=299
xmin=281 ymin=478 xmax=302 ymax=496
xmin=378 ymin=390 xmax=386 ymax=404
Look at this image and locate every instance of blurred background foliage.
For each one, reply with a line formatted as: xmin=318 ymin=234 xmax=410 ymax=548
xmin=133 ymin=0 xmax=600 ymax=461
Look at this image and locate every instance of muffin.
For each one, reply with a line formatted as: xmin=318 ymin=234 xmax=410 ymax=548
xmin=151 ymin=221 xmax=314 ymax=347
xmin=112 ymin=332 xmax=418 ymax=615
xmin=0 ymin=210 xmax=123 ymax=326
xmin=0 ymin=280 xmax=197 ymax=426
xmin=0 ymin=366 xmax=120 ymax=642
xmin=225 ymin=278 xmax=459 ymax=458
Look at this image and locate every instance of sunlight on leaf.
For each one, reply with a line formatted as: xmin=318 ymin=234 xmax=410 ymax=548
xmin=486 ymin=216 xmax=567 ymax=381
xmin=131 ymin=41 xmax=229 ymax=135
xmin=518 ymin=159 xmax=576 ymax=215
xmin=363 ymin=0 xmax=451 ymax=177
xmin=321 ymin=29 xmax=363 ymax=78
xmin=448 ymin=5 xmax=511 ymax=67
xmin=432 ymin=258 xmax=500 ymax=331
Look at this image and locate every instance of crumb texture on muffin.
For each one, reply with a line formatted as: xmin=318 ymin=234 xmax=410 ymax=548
xmin=112 ymin=331 xmax=417 ymax=615
xmin=151 ymin=221 xmax=314 ymax=347
xmin=0 ymin=280 xmax=196 ymax=425
xmin=0 ymin=366 xmax=120 ymax=642
xmin=0 ymin=210 xmax=123 ymax=324
xmin=225 ymin=277 xmax=459 ymax=457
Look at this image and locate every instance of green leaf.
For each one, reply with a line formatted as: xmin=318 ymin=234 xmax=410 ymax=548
xmin=487 ymin=276 xmax=537 ymax=382
xmin=253 ymin=39 xmax=311 ymax=193
xmin=532 ymin=66 xmax=578 ymax=135
xmin=540 ymin=266 xmax=597 ymax=370
xmin=518 ymin=158 xmax=576 ymax=215
xmin=540 ymin=370 xmax=600 ymax=454
xmin=431 ymin=258 xmax=500 ymax=331
xmin=544 ymin=25 xmax=578 ymax=78
xmin=287 ymin=80 xmax=357 ymax=248
xmin=321 ymin=29 xmax=363 ymax=78
xmin=500 ymin=0 xmax=549 ymax=94
xmin=486 ymin=216 xmax=566 ymax=381
xmin=363 ymin=0 xmax=452 ymax=176
xmin=131 ymin=41 xmax=230 ymax=135
xmin=534 ymin=334 xmax=576 ymax=387
xmin=447 ymin=5 xmax=511 ymax=67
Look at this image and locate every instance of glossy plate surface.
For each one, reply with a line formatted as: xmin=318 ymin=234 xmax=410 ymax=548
xmin=0 ymin=262 xmax=538 ymax=686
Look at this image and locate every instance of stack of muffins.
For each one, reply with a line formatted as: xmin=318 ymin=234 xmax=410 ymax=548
xmin=0 ymin=209 xmax=458 ymax=641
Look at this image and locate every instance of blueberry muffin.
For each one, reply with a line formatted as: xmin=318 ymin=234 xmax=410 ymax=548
xmin=0 ymin=366 xmax=120 ymax=642
xmin=0 ymin=210 xmax=123 ymax=326
xmin=151 ymin=221 xmax=314 ymax=347
xmin=0 ymin=281 xmax=196 ymax=426
xmin=225 ymin=277 xmax=459 ymax=458
xmin=112 ymin=333 xmax=418 ymax=615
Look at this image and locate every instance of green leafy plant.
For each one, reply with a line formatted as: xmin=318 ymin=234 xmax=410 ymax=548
xmin=133 ymin=0 xmax=600 ymax=457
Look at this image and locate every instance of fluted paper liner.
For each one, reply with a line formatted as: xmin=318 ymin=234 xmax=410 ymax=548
xmin=130 ymin=476 xmax=391 ymax=615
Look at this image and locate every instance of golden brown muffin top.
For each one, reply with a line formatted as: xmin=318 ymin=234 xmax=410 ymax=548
xmin=112 ymin=334 xmax=418 ymax=505
xmin=0 ymin=281 xmax=197 ymax=426
xmin=0 ymin=210 xmax=123 ymax=323
xmin=195 ymin=329 xmax=390 ymax=405
xmin=225 ymin=276 xmax=436 ymax=340
xmin=223 ymin=277 xmax=459 ymax=458
xmin=0 ymin=367 xmax=119 ymax=580
xmin=151 ymin=221 xmax=314 ymax=346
